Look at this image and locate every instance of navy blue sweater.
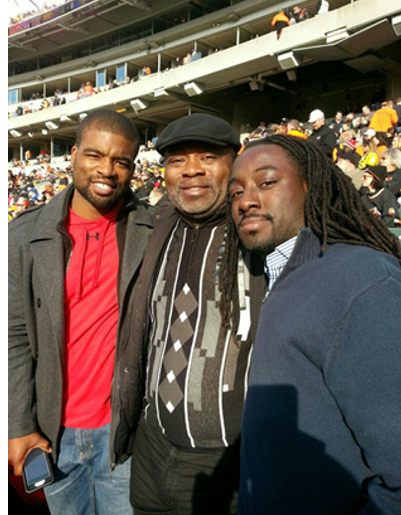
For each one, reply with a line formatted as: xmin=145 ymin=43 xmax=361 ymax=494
xmin=239 ymin=228 xmax=401 ymax=515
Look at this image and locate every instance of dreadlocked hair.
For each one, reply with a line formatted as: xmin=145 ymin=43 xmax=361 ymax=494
xmin=219 ymin=134 xmax=401 ymax=331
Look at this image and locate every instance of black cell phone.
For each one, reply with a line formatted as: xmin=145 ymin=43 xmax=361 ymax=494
xmin=22 ymin=448 xmax=54 ymax=494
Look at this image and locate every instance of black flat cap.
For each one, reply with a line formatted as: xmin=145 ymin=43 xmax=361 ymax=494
xmin=155 ymin=113 xmax=241 ymax=155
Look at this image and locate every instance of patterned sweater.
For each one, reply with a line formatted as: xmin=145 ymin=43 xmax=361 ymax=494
xmin=144 ymin=212 xmax=265 ymax=448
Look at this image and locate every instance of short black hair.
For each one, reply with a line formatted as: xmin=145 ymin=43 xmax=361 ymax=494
xmin=75 ymin=109 xmax=140 ymax=154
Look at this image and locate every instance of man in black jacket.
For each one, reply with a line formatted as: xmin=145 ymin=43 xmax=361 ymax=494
xmin=8 ymin=110 xmax=152 ymax=514
xmin=307 ymin=108 xmax=337 ymax=158
xmin=128 ymin=114 xmax=266 ymax=515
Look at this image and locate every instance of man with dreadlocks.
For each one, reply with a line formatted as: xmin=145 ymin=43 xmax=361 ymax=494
xmin=221 ymin=135 xmax=401 ymax=514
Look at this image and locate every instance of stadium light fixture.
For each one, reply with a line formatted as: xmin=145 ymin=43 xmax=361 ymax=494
xmin=277 ymin=51 xmax=300 ymax=70
xmin=154 ymin=87 xmax=168 ymax=98
xmin=45 ymin=121 xmax=60 ymax=130
xmin=249 ymin=79 xmax=259 ymax=91
xmin=184 ymin=82 xmax=204 ymax=96
xmin=10 ymin=130 xmax=22 ymax=137
xmin=392 ymin=14 xmax=401 ymax=36
xmin=130 ymin=99 xmax=149 ymax=112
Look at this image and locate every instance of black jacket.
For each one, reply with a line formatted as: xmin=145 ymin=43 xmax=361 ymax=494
xmin=385 ymin=168 xmax=401 ymax=199
xmin=8 ymin=184 xmax=153 ymax=466
xmin=361 ymin=188 xmax=400 ymax=227
xmin=308 ymin=124 xmax=337 ymax=157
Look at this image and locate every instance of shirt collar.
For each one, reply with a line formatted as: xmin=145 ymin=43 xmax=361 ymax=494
xmin=264 ymin=235 xmax=298 ymax=290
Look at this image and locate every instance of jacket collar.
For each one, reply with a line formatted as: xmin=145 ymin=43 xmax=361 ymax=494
xmin=29 ymin=184 xmax=151 ymax=242
xmin=273 ymin=227 xmax=323 ymax=284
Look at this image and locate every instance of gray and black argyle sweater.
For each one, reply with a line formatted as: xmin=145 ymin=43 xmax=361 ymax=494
xmin=144 ymin=212 xmax=266 ymax=448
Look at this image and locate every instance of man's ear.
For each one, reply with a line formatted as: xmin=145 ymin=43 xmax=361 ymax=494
xmin=71 ymin=145 xmax=77 ymax=168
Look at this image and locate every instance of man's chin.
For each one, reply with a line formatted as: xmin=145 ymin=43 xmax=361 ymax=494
xmin=240 ymin=235 xmax=275 ymax=257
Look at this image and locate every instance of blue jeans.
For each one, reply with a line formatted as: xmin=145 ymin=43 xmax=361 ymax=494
xmin=44 ymin=424 xmax=133 ymax=515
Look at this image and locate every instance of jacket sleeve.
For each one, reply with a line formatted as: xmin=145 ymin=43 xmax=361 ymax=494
xmin=8 ymin=222 xmax=39 ymax=439
xmin=325 ymin=274 xmax=401 ymax=514
xmin=385 ymin=174 xmax=401 ymax=199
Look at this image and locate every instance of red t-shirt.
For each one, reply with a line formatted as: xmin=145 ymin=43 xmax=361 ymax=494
xmin=62 ymin=204 xmax=121 ymax=428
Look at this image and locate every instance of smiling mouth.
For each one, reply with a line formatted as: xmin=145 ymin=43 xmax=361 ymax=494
xmin=180 ymin=185 xmax=210 ymax=195
xmin=92 ymin=181 xmax=116 ymax=195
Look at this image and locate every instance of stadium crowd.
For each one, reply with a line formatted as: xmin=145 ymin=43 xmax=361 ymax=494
xmin=9 ymin=98 xmax=401 ymax=227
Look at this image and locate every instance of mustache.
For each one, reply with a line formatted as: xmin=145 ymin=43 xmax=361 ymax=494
xmin=237 ymin=213 xmax=273 ymax=228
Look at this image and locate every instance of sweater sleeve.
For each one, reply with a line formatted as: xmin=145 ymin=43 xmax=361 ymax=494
xmin=325 ymin=275 xmax=401 ymax=514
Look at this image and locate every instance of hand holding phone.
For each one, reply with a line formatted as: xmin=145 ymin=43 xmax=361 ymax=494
xmin=22 ymin=448 xmax=54 ymax=494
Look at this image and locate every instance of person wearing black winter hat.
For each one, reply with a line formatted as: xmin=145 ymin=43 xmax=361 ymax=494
xmin=128 ymin=113 xmax=267 ymax=515
xmin=360 ymin=165 xmax=400 ymax=227
xmin=336 ymin=151 xmax=364 ymax=189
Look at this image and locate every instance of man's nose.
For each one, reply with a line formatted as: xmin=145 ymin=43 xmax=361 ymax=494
xmin=183 ymin=155 xmax=205 ymax=176
xmin=98 ymin=159 xmax=114 ymax=176
xmin=238 ymin=187 xmax=261 ymax=212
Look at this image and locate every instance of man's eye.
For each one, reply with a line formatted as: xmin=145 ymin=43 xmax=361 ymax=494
xmin=230 ymin=190 xmax=243 ymax=199
xmin=260 ymin=180 xmax=274 ymax=188
xmin=116 ymin=160 xmax=129 ymax=168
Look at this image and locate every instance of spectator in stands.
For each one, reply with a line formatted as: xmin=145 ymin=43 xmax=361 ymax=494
xmin=360 ymin=165 xmax=400 ymax=227
xmin=292 ymin=5 xmax=309 ymax=22
xmin=12 ymin=196 xmax=29 ymax=216
xmin=314 ymin=0 xmax=329 ymax=15
xmin=109 ymin=79 xmax=120 ymax=89
xmin=328 ymin=110 xmax=343 ymax=138
xmin=8 ymin=109 xmax=153 ymax=515
xmin=342 ymin=138 xmax=357 ymax=153
xmin=225 ymin=135 xmax=401 ymax=514
xmin=361 ymin=104 xmax=373 ymax=126
xmin=82 ymin=81 xmax=97 ymax=96
xmin=381 ymin=148 xmax=401 ymax=201
xmin=336 ymin=151 xmax=363 ymax=189
xmin=392 ymin=134 xmax=401 ymax=151
xmin=147 ymin=188 xmax=168 ymax=208
xmin=287 ymin=119 xmax=307 ymax=139
xmin=271 ymin=8 xmax=290 ymax=39
xmin=39 ymin=98 xmax=50 ymax=110
xmin=369 ymin=101 xmax=398 ymax=142
xmin=371 ymin=132 xmax=389 ymax=158
xmin=183 ymin=52 xmax=192 ymax=64
xmin=307 ymin=109 xmax=337 ymax=158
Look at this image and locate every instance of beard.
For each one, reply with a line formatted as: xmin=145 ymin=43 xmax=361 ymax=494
xmin=73 ymin=172 xmax=130 ymax=213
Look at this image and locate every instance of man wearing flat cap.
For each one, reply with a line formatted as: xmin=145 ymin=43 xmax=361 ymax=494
xmin=125 ymin=114 xmax=266 ymax=514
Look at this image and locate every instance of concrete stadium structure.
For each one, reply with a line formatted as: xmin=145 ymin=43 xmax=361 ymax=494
xmin=8 ymin=0 xmax=401 ymax=160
